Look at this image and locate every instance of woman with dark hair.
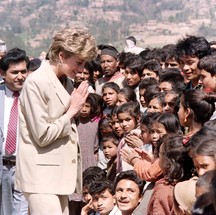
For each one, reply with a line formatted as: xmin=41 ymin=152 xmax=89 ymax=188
xmin=178 ymin=89 xmax=216 ymax=144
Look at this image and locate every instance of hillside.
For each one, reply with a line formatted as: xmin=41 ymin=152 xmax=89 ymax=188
xmin=0 ymin=0 xmax=216 ymax=56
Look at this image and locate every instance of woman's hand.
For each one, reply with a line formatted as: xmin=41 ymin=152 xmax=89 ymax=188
xmin=134 ymin=148 xmax=154 ymax=163
xmin=120 ymin=147 xmax=140 ymax=166
xmin=66 ymin=81 xmax=89 ymax=118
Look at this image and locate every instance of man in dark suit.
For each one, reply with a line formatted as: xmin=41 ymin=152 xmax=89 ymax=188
xmin=0 ymin=47 xmax=29 ymax=215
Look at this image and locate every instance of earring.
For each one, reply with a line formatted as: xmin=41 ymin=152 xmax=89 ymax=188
xmin=59 ymin=61 xmax=62 ymax=66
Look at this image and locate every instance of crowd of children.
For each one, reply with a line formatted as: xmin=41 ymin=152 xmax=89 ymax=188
xmin=67 ymin=34 xmax=216 ymax=215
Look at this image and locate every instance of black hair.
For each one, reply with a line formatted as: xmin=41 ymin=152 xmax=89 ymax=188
xmin=116 ymin=101 xmax=141 ymax=123
xmin=139 ymin=77 xmax=159 ymax=90
xmin=102 ymin=82 xmax=120 ymax=94
xmin=181 ymin=89 xmax=216 ymax=125
xmin=118 ymin=87 xmax=137 ymax=103
xmin=160 ymin=134 xmax=194 ymax=185
xmin=0 ymin=47 xmax=29 ymax=72
xmin=175 ymin=35 xmax=211 ymax=60
xmin=198 ymin=54 xmax=216 ymax=76
xmin=142 ymin=59 xmax=162 ymax=76
xmin=101 ymin=133 xmax=119 ymax=147
xmin=86 ymin=93 xmax=103 ymax=118
xmin=89 ymin=180 xmax=114 ymax=196
xmin=159 ymin=68 xmax=185 ymax=93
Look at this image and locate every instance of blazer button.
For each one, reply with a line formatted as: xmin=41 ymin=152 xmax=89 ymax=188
xmin=71 ymin=140 xmax=75 ymax=144
xmin=72 ymin=159 xmax=76 ymax=163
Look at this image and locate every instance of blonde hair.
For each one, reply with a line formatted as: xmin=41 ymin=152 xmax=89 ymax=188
xmin=48 ymin=26 xmax=97 ymax=62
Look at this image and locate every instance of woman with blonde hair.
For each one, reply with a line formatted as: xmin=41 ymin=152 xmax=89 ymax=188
xmin=16 ymin=26 xmax=97 ymax=215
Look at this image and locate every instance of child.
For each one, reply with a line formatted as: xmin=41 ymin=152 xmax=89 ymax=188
xmin=102 ymin=134 xmax=119 ymax=182
xmin=198 ymin=54 xmax=216 ymax=93
xmin=77 ymin=93 xmax=102 ymax=171
xmin=121 ymin=113 xmax=181 ymax=182
xmin=88 ymin=180 xmax=121 ymax=215
xmin=116 ymin=87 xmax=138 ymax=106
xmin=80 ymin=166 xmax=106 ymax=215
xmin=177 ymin=89 xmax=216 ymax=145
xmin=116 ymin=101 xmax=142 ymax=173
xmin=138 ymin=77 xmax=159 ymax=110
xmin=110 ymin=107 xmax=124 ymax=139
xmin=102 ymin=82 xmax=120 ymax=117
xmin=142 ymin=59 xmax=161 ymax=81
xmin=97 ymin=117 xmax=113 ymax=169
xmin=147 ymin=134 xmax=194 ymax=215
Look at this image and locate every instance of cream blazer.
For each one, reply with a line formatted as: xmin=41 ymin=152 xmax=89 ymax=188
xmin=15 ymin=60 xmax=82 ymax=195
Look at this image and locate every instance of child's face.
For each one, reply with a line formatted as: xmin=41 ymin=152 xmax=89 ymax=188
xmin=177 ymin=99 xmax=188 ymax=127
xmin=124 ymin=67 xmax=141 ymax=87
xmin=118 ymin=112 xmax=137 ymax=134
xmin=200 ymin=69 xmax=216 ymax=92
xmin=140 ymin=124 xmax=150 ymax=144
xmin=139 ymin=88 xmax=146 ymax=108
xmin=103 ymin=140 xmax=117 ymax=160
xmin=192 ymin=154 xmax=216 ymax=176
xmin=150 ymin=122 xmax=167 ymax=146
xmin=117 ymin=93 xmax=128 ymax=106
xmin=80 ymin=102 xmax=91 ymax=118
xmin=163 ymin=93 xmax=177 ymax=114
xmin=102 ymin=87 xmax=118 ymax=107
xmin=83 ymin=186 xmax=92 ymax=203
xmin=75 ymin=68 xmax=90 ymax=84
xmin=179 ymin=56 xmax=200 ymax=82
xmin=100 ymin=126 xmax=113 ymax=137
xmin=142 ymin=69 xmax=158 ymax=80
xmin=92 ymin=189 xmax=115 ymax=215
xmin=159 ymin=81 xmax=173 ymax=92
xmin=110 ymin=115 xmax=124 ymax=137
xmin=147 ymin=97 xmax=163 ymax=114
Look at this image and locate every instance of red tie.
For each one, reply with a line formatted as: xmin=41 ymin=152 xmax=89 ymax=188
xmin=5 ymin=92 xmax=19 ymax=155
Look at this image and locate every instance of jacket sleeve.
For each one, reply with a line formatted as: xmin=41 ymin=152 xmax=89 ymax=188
xmin=19 ymin=77 xmax=72 ymax=147
xmin=133 ymin=159 xmax=163 ymax=182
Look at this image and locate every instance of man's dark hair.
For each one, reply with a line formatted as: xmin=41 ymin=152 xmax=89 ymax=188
xmin=114 ymin=170 xmax=145 ymax=196
xmin=175 ymin=35 xmax=211 ymax=60
xmin=0 ymin=47 xmax=29 ymax=72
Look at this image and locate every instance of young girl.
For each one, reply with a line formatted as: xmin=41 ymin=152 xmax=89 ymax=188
xmin=116 ymin=87 xmax=138 ymax=106
xmin=102 ymin=82 xmax=120 ymax=117
xmin=178 ymin=89 xmax=216 ymax=145
xmin=147 ymin=134 xmax=194 ymax=215
xmin=77 ymin=93 xmax=103 ymax=171
xmin=102 ymin=134 xmax=119 ymax=182
xmin=110 ymin=107 xmax=124 ymax=139
xmin=97 ymin=117 xmax=113 ymax=169
xmin=116 ymin=101 xmax=142 ymax=173
xmin=172 ymin=124 xmax=216 ymax=215
xmin=121 ymin=113 xmax=181 ymax=182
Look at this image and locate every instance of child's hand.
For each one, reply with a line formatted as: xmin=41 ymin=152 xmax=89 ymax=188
xmin=120 ymin=147 xmax=140 ymax=166
xmin=125 ymin=133 xmax=143 ymax=148
xmin=81 ymin=199 xmax=94 ymax=215
xmin=134 ymin=148 xmax=154 ymax=163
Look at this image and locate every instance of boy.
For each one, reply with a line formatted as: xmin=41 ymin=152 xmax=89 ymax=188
xmin=198 ymin=54 xmax=216 ymax=92
xmin=88 ymin=180 xmax=121 ymax=215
